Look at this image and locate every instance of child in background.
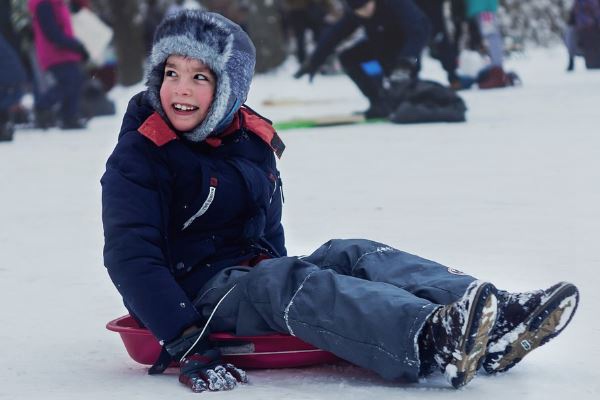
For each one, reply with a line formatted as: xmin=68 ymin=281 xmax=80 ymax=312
xmin=28 ymin=0 xmax=88 ymax=129
xmin=464 ymin=0 xmax=518 ymax=88
xmin=102 ymin=10 xmax=579 ymax=393
xmin=0 ymin=33 xmax=27 ymax=141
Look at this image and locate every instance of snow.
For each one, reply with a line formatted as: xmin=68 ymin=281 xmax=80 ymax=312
xmin=556 ymin=294 xmax=578 ymax=331
xmin=1 ymin=47 xmax=599 ymax=398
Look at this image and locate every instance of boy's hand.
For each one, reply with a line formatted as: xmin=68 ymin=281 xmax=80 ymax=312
xmin=179 ymin=348 xmax=248 ymax=393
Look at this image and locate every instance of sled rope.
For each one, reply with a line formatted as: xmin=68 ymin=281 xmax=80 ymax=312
xmin=179 ymin=284 xmax=237 ymax=361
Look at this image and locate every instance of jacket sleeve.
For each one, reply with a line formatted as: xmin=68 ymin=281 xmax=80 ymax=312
xmin=308 ymin=11 xmax=359 ymax=71
xmin=101 ymin=133 xmax=203 ymax=342
xmin=35 ymin=1 xmax=83 ymax=52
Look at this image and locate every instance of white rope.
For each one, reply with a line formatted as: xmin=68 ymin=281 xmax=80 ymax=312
xmin=179 ymin=284 xmax=237 ymax=362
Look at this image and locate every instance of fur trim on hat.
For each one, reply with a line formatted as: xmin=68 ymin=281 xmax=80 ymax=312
xmin=145 ymin=10 xmax=256 ymax=143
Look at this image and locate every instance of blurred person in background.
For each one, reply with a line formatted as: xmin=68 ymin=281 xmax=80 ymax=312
xmin=1 ymin=0 xmax=36 ymax=125
xmin=463 ymin=0 xmax=517 ymax=89
xmin=281 ymin=0 xmax=340 ymax=64
xmin=564 ymin=6 xmax=580 ymax=72
xmin=0 ymin=32 xmax=28 ymax=142
xmin=294 ymin=0 xmax=430 ymax=119
xmin=28 ymin=0 xmax=89 ymax=129
xmin=415 ymin=0 xmax=462 ymax=88
xmin=573 ymin=0 xmax=600 ymax=69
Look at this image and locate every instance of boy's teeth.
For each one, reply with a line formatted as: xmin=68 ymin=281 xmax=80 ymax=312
xmin=174 ymin=104 xmax=197 ymax=111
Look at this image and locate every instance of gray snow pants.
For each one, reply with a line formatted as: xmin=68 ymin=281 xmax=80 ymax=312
xmin=193 ymin=239 xmax=476 ymax=382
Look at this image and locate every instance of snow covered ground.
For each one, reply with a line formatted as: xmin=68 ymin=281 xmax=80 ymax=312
xmin=1 ymin=47 xmax=599 ymax=399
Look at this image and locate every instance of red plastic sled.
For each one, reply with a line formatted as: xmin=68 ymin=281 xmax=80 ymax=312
xmin=107 ymin=315 xmax=339 ymax=369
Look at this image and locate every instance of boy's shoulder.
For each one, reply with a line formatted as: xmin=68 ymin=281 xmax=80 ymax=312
xmin=239 ymin=106 xmax=285 ymax=159
xmin=118 ymin=91 xmax=178 ymax=148
xmin=204 ymin=106 xmax=284 ymax=159
xmin=137 ymin=112 xmax=179 ymax=147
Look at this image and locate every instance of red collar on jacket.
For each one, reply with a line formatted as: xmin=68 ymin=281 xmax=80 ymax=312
xmin=137 ymin=112 xmax=178 ymax=146
xmin=138 ymin=107 xmax=285 ymax=159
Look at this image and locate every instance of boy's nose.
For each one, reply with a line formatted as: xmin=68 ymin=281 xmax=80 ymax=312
xmin=175 ymin=83 xmax=192 ymax=96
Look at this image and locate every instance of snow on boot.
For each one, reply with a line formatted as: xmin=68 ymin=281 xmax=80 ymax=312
xmin=422 ymin=280 xmax=498 ymax=388
xmin=483 ymin=282 xmax=579 ymax=374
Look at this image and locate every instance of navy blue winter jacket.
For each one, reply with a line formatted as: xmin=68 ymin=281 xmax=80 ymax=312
xmin=309 ymin=0 xmax=430 ymax=70
xmin=101 ymin=92 xmax=286 ymax=342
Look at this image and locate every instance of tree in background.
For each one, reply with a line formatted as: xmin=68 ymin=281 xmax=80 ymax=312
xmin=95 ymin=0 xmax=146 ymax=86
xmin=203 ymin=0 xmax=288 ymax=73
xmin=498 ymin=0 xmax=574 ymax=50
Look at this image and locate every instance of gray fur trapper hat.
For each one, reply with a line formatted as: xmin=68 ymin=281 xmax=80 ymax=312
xmin=145 ymin=10 xmax=256 ymax=143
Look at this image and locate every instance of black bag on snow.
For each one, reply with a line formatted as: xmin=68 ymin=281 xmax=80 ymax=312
xmin=386 ymin=79 xmax=467 ymax=124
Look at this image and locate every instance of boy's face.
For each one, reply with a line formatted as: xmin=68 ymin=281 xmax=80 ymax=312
xmin=160 ymin=55 xmax=216 ymax=132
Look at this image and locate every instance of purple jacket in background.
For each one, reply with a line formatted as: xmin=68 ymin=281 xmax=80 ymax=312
xmin=28 ymin=0 xmax=82 ymax=70
xmin=574 ymin=0 xmax=600 ymax=30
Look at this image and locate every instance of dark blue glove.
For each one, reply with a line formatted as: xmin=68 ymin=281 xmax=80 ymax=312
xmin=154 ymin=327 xmax=248 ymax=392
xmin=178 ymin=348 xmax=248 ymax=393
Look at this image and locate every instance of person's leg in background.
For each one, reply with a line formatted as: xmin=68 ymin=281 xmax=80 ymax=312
xmin=288 ymin=9 xmax=309 ymax=64
xmin=339 ymin=41 xmax=390 ymax=118
xmin=477 ymin=11 xmax=503 ymax=66
xmin=48 ymin=61 xmax=86 ymax=129
xmin=475 ymin=11 xmax=517 ymax=89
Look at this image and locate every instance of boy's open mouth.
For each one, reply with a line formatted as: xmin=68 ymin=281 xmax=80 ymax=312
xmin=172 ymin=103 xmax=199 ymax=113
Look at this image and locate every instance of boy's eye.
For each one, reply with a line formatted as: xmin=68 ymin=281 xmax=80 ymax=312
xmin=194 ymin=73 xmax=209 ymax=81
xmin=165 ymin=70 xmax=177 ymax=77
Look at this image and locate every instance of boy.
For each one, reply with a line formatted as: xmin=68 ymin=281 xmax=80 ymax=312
xmin=102 ymin=10 xmax=579 ymax=393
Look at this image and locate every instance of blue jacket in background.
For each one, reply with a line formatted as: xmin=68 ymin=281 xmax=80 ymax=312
xmin=0 ymin=33 xmax=27 ymax=110
xmin=101 ymin=92 xmax=286 ymax=342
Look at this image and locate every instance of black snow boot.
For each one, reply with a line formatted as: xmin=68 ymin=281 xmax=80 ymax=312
xmin=483 ymin=282 xmax=579 ymax=374
xmin=0 ymin=111 xmax=14 ymax=142
xmin=420 ymin=280 xmax=498 ymax=388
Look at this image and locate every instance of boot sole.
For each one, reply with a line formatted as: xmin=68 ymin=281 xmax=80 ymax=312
xmin=483 ymin=282 xmax=579 ymax=374
xmin=446 ymin=282 xmax=498 ymax=389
